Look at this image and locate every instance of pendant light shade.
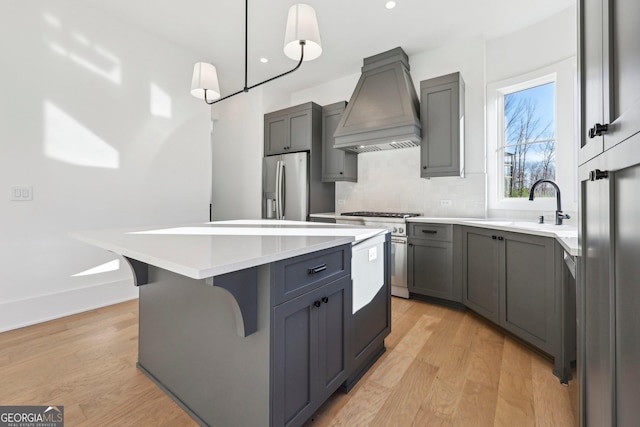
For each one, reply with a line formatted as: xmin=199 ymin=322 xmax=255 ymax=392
xmin=284 ymin=4 xmax=322 ymax=61
xmin=191 ymin=62 xmax=221 ymax=101
xmin=191 ymin=1 xmax=321 ymax=105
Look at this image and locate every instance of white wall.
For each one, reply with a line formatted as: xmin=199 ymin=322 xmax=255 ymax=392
xmin=329 ymin=37 xmax=487 ymax=217
xmin=0 ymin=1 xmax=211 ymax=331
xmin=213 ymin=7 xmax=576 ymax=224
xmin=486 ymin=6 xmax=577 ymax=83
xmin=486 ymin=5 xmax=577 ymax=219
xmin=210 ymin=89 xmax=265 ymax=220
xmin=209 ymin=7 xmax=576 ymax=220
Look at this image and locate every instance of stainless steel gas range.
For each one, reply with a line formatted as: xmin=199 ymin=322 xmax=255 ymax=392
xmin=336 ymin=211 xmax=422 ymax=298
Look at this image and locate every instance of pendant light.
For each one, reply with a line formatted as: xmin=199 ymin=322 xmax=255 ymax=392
xmin=191 ymin=2 xmax=322 ymax=105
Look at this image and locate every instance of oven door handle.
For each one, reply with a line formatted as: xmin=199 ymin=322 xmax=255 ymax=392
xmin=391 ymin=238 xmax=407 ymax=244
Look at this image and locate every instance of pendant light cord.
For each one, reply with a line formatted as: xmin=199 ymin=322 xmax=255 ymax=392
xmin=204 ymin=0 xmax=306 ymax=105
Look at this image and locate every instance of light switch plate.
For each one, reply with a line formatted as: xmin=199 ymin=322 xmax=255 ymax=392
xmin=10 ymin=186 xmax=33 ymax=201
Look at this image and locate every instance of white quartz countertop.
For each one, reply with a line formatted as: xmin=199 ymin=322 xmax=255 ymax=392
xmin=72 ymin=220 xmax=389 ymax=279
xmin=308 ymin=213 xmax=579 ymax=256
xmin=408 ymin=217 xmax=579 ymax=256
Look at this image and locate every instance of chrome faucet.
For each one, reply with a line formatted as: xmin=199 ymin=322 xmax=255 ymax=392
xmin=528 ymin=179 xmax=571 ymax=225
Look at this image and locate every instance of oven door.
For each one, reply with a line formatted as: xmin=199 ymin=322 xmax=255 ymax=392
xmin=390 ymin=236 xmax=409 ymax=298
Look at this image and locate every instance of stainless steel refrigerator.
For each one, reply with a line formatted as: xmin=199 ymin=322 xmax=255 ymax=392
xmin=263 ymin=152 xmax=308 ymax=221
xmin=262 ymin=152 xmax=334 ymax=221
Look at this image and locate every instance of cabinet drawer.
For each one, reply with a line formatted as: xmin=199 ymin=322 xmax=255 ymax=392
xmin=409 ymin=223 xmax=453 ymax=242
xmin=272 ymin=244 xmax=351 ymax=305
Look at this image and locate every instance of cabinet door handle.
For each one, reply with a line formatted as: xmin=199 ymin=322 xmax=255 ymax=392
xmin=492 ymin=235 xmax=497 ymax=240
xmin=313 ymin=300 xmax=321 ymax=308
xmin=497 ymin=236 xmax=504 ymax=241
xmin=307 ymin=264 xmax=327 ymax=275
xmin=321 ymin=296 xmax=329 ymax=304
xmin=422 ymin=166 xmax=427 ymax=170
xmin=588 ymin=123 xmax=609 ymax=138
xmin=589 ymin=169 xmax=609 ymax=181
xmin=422 ymin=230 xmax=437 ymax=234
xmin=339 ymin=171 xmax=343 ymax=175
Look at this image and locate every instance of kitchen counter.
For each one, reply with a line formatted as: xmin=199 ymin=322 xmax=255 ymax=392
xmin=72 ymin=219 xmax=391 ymax=427
xmin=72 ymin=219 xmax=388 ymax=279
xmin=408 ymin=217 xmax=579 ymax=256
xmin=309 ymin=214 xmax=579 ymax=256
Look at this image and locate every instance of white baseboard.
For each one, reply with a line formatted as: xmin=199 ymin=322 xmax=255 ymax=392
xmin=0 ymin=280 xmax=139 ymax=333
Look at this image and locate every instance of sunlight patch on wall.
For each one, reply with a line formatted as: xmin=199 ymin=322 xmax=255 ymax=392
xmin=42 ymin=12 xmax=122 ymax=85
xmin=44 ymin=100 xmax=120 ymax=169
xmin=72 ymin=259 xmax=120 ymax=277
xmin=150 ymin=83 xmax=172 ymax=118
xmin=69 ymin=44 xmax=122 ymax=85
xmin=42 ymin=12 xmax=62 ymax=29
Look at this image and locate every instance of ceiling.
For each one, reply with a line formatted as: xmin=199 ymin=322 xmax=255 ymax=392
xmin=83 ymin=0 xmax=575 ymax=96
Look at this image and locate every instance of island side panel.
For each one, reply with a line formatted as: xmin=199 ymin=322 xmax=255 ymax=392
xmin=138 ymin=264 xmax=272 ymax=427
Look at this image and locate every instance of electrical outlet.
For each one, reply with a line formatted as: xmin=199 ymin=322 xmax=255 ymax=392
xmin=440 ymin=199 xmax=452 ymax=207
xmin=10 ymin=186 xmax=33 ymax=201
xmin=368 ymin=246 xmax=377 ymax=262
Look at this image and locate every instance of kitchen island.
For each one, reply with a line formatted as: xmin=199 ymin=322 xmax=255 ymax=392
xmin=73 ymin=220 xmax=391 ymax=427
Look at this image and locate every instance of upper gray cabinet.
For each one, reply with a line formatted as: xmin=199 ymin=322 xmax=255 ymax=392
xmin=579 ymin=0 xmax=640 ymax=165
xmin=265 ymin=102 xmax=321 ymax=156
xmin=420 ymin=72 xmax=465 ymax=178
xmin=322 ymin=101 xmax=357 ymax=182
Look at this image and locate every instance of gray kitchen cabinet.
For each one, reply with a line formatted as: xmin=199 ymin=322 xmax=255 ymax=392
xmin=322 ymin=101 xmax=357 ymax=182
xmin=578 ymin=0 xmax=640 ymax=424
xmin=271 ymin=244 xmax=351 ymax=427
xmin=408 ymin=223 xmax=461 ymax=303
xmin=272 ymin=275 xmax=350 ymax=427
xmin=462 ymin=226 xmax=571 ymax=382
xmin=579 ymin=0 xmax=640 ymax=165
xmin=265 ymin=102 xmax=322 ymax=156
xmin=420 ymin=72 xmax=465 ymax=178
xmin=500 ymin=232 xmax=557 ymax=355
xmin=462 ymin=227 xmax=500 ymax=323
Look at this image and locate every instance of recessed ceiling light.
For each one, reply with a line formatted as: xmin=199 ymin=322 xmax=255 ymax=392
xmin=385 ymin=1 xmax=396 ymax=9
xmin=260 ymin=57 xmax=268 ymax=63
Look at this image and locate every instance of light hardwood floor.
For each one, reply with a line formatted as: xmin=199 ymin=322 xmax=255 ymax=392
xmin=0 ymin=297 xmax=577 ymax=426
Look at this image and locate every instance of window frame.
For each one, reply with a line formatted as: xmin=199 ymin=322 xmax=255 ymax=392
xmin=486 ymin=57 xmax=577 ymax=212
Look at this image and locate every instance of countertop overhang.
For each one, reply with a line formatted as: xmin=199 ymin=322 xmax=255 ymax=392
xmin=72 ymin=220 xmax=390 ymax=280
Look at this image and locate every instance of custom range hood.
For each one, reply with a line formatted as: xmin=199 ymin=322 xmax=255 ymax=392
xmin=333 ymin=47 xmax=421 ymax=153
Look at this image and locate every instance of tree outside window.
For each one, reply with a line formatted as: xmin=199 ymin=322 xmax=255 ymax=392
xmin=501 ymin=82 xmax=556 ymax=198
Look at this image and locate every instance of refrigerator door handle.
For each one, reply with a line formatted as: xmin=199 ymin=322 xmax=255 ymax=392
xmin=280 ymin=162 xmax=286 ymax=219
xmin=275 ymin=160 xmax=282 ymax=220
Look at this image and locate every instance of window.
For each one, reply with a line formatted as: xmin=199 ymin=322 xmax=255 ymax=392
xmin=487 ymin=58 xmax=577 ymax=212
xmin=502 ymin=81 xmax=555 ymax=198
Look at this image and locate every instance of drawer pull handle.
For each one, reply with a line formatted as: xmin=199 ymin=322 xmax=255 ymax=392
xmin=308 ymin=264 xmax=327 ymax=275
xmin=588 ymin=123 xmax=609 ymax=138
xmin=321 ymin=296 xmax=329 ymax=304
xmin=422 ymin=230 xmax=437 ymax=234
xmin=589 ymin=169 xmax=609 ymax=181
xmin=313 ymin=300 xmax=321 ymax=307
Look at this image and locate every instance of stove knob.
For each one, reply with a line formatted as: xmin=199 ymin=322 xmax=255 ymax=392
xmin=399 ymin=227 xmax=404 ymax=234
xmin=393 ymin=227 xmax=398 ymax=233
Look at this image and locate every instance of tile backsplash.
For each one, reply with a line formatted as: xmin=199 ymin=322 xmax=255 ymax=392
xmin=335 ymin=147 xmax=486 ymax=217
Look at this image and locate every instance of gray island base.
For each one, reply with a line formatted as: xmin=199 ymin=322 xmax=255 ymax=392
xmin=127 ymin=239 xmax=391 ymax=427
